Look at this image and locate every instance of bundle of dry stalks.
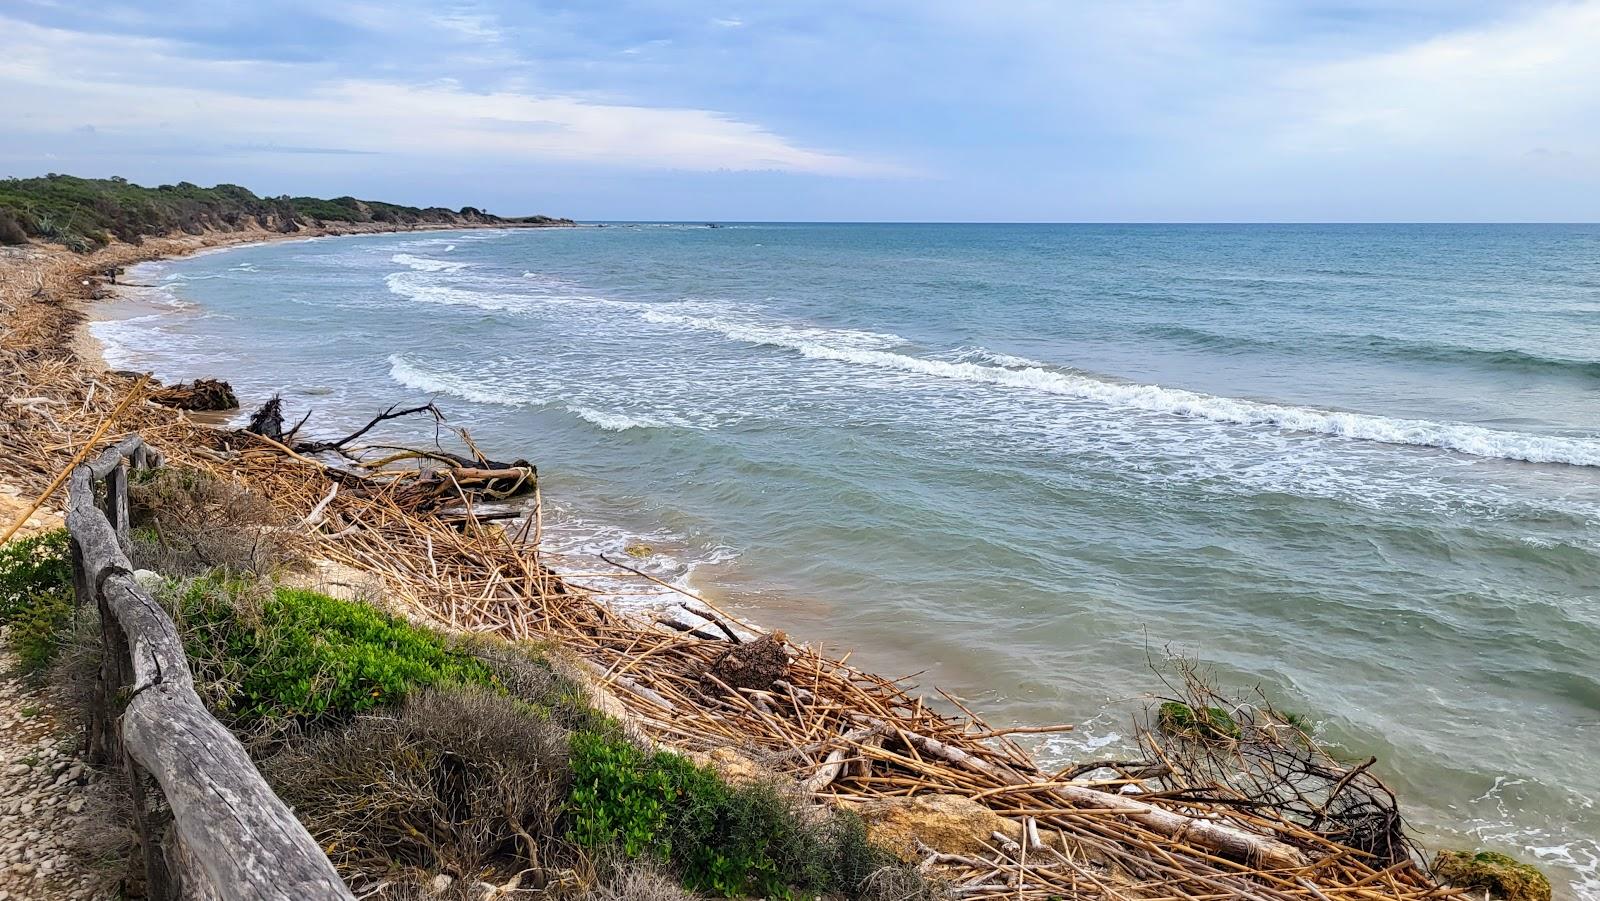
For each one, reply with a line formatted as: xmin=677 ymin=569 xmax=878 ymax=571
xmin=0 ymin=243 xmax=1456 ymax=901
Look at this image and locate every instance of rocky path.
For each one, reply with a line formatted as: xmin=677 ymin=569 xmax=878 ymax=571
xmin=1 ymin=491 xmax=106 ymax=901
xmin=0 ymin=637 xmax=104 ymax=900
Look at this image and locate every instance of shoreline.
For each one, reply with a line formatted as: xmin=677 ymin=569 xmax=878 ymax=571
xmin=0 ymin=228 xmax=1523 ymax=900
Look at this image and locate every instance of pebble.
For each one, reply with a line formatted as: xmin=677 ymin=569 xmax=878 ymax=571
xmin=0 ymin=632 xmax=105 ymax=899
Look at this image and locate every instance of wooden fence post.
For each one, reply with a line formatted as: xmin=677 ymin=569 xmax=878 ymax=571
xmin=66 ymin=435 xmax=354 ymax=900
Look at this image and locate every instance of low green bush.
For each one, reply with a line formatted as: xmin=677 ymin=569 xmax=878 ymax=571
xmin=166 ymin=576 xmax=498 ymax=726
xmin=0 ymin=528 xmax=75 ymax=676
xmin=0 ymin=528 xmax=72 ymax=620
xmin=569 ymin=731 xmax=906 ymax=899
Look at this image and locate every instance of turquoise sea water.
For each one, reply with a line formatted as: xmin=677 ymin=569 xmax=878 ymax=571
xmin=97 ymin=224 xmax=1600 ymax=896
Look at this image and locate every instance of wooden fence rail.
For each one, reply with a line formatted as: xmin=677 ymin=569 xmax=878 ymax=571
xmin=66 ymin=435 xmax=352 ymax=901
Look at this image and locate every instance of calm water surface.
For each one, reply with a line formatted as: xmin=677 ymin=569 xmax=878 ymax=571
xmin=96 ymin=224 xmax=1600 ymax=897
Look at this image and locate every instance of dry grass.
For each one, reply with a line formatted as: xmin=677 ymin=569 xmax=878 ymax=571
xmin=263 ymin=685 xmax=572 ymax=880
xmin=128 ymin=465 xmax=306 ymax=577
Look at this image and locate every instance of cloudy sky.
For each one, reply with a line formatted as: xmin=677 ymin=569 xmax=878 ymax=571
xmin=3 ymin=1 xmax=1598 ymax=220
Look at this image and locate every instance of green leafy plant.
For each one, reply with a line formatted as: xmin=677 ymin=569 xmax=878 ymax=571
xmin=569 ymin=731 xmax=907 ymax=899
xmin=167 ymin=576 xmax=499 ymax=726
xmin=0 ymin=528 xmax=73 ymax=621
xmin=1 ymin=528 xmax=75 ymax=676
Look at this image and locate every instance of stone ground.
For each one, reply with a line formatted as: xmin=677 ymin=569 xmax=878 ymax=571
xmin=1 ymin=492 xmax=111 ymax=900
xmin=0 ymin=636 xmax=107 ymax=900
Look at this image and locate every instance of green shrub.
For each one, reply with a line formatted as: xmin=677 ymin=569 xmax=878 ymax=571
xmin=10 ymin=591 xmax=72 ymax=675
xmin=1 ymin=528 xmax=75 ymax=676
xmin=0 ymin=174 xmax=535 ymax=252
xmin=0 ymin=528 xmax=73 ymax=621
xmin=166 ymin=576 xmax=498 ymax=726
xmin=569 ymin=731 xmax=909 ymax=899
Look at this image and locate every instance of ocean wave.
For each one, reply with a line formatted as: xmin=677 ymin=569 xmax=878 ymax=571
xmin=1368 ymin=339 xmax=1600 ymax=381
xmin=1148 ymin=324 xmax=1600 ymax=381
xmin=381 ymin=263 xmax=1600 ymax=467
xmin=640 ymin=312 xmax=1600 ymax=467
xmin=952 ymin=346 xmax=1047 ymax=368
xmin=391 ymin=253 xmax=468 ymax=272
xmin=383 ymin=272 xmax=527 ymax=310
xmin=568 ymin=406 xmax=684 ymax=431
xmin=639 ymin=308 xmax=905 ymax=352
xmin=388 ymin=354 xmax=532 ymax=405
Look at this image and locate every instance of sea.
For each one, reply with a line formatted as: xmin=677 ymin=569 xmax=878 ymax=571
xmin=92 ymin=223 xmax=1600 ymax=897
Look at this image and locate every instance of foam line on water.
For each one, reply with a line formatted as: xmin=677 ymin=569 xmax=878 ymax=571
xmin=567 ymin=406 xmax=686 ymax=431
xmin=390 ymin=253 xmax=469 ymax=272
xmin=389 ymin=354 xmax=534 ymax=406
xmin=640 ymin=309 xmax=1600 ymax=467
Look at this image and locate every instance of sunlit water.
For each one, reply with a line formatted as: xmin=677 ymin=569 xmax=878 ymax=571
xmin=95 ymin=224 xmax=1600 ymax=897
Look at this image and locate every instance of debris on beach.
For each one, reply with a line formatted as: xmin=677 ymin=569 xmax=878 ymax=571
xmin=149 ymin=377 xmax=239 ymax=411
xmin=0 ymin=235 xmax=1473 ymax=901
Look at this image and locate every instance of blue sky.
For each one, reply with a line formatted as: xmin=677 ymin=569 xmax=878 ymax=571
xmin=3 ymin=1 xmax=1598 ymax=220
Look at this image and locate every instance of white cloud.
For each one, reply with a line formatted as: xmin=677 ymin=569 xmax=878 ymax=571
xmin=711 ymin=17 xmax=745 ymax=28
xmin=0 ymin=14 xmax=899 ymax=176
xmin=1253 ymin=1 xmax=1600 ymax=172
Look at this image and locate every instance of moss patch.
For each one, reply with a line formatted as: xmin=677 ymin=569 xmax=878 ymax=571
xmin=1433 ymin=850 xmax=1551 ymax=901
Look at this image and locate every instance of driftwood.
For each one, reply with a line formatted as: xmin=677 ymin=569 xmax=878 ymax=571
xmin=241 ymin=398 xmax=536 ymax=506
xmin=66 ymin=435 xmax=352 ymax=901
xmin=876 ymin=718 xmax=1311 ymax=871
xmin=149 ymin=378 xmax=239 ymax=412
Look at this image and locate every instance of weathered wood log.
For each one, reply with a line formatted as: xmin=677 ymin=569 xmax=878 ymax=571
xmin=861 ymin=716 xmax=1311 ymax=871
xmin=802 ymin=724 xmax=883 ymax=794
xmin=67 ymin=437 xmax=354 ymax=900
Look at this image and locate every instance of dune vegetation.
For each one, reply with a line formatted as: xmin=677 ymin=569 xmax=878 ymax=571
xmin=0 ymin=174 xmax=570 ymax=252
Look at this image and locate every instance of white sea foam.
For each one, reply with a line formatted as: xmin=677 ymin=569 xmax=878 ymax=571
xmin=390 ymin=253 xmax=468 ymax=272
xmin=638 ymin=308 xmax=905 ymax=352
xmin=567 ymin=406 xmax=685 ymax=432
xmin=638 ymin=309 xmax=1600 ymax=467
xmin=383 ymin=271 xmax=526 ymax=310
xmin=953 ymin=346 xmax=1047 ymax=368
xmin=385 ymin=257 xmax=1600 ymax=467
xmin=388 ymin=354 xmax=532 ymax=405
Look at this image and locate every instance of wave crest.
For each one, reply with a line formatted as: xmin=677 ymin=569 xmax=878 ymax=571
xmin=391 ymin=253 xmax=468 ymax=272
xmin=643 ymin=313 xmax=1600 ymax=467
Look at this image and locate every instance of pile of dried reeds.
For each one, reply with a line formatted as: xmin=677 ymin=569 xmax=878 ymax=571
xmin=0 ymin=247 xmax=1455 ymax=901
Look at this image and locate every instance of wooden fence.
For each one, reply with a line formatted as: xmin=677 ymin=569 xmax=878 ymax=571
xmin=66 ymin=435 xmax=352 ymax=900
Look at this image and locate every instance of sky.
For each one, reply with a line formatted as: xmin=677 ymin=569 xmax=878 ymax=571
xmin=2 ymin=1 xmax=1598 ymax=221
